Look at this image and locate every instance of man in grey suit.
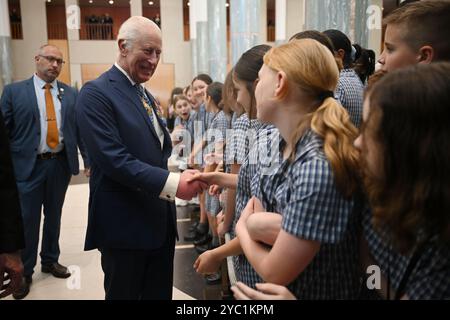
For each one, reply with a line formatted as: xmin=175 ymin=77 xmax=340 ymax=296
xmin=0 ymin=44 xmax=89 ymax=299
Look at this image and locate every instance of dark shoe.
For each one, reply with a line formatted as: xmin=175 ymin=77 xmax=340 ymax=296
xmin=188 ymin=221 xmax=199 ymax=232
xmin=42 ymin=262 xmax=71 ymax=279
xmin=194 ymin=233 xmax=212 ymax=247
xmin=205 ymin=272 xmax=221 ymax=285
xmin=184 ymin=222 xmax=208 ymax=242
xmin=12 ymin=276 xmax=32 ymax=300
xmin=183 ymin=230 xmax=198 ymax=242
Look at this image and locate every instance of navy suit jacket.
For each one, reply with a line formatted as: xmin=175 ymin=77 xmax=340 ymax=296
xmin=0 ymin=77 xmax=88 ymax=182
xmin=76 ymin=66 xmax=177 ymax=251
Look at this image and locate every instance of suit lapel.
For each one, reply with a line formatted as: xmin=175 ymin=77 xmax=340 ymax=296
xmin=144 ymin=88 xmax=172 ymax=151
xmin=108 ymin=67 xmax=160 ymax=142
xmin=26 ymin=78 xmax=40 ymax=129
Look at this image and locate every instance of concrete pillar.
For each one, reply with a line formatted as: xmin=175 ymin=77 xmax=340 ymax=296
xmin=130 ymin=0 xmax=143 ymax=17
xmin=286 ymin=0 xmax=304 ymax=40
xmin=275 ymin=0 xmax=286 ymax=45
xmin=65 ymin=0 xmax=79 ymax=41
xmin=160 ymin=0 xmax=192 ymax=87
xmin=208 ymin=0 xmax=227 ymax=82
xmin=230 ymin=0 xmax=260 ymax=65
xmin=11 ymin=0 xmax=47 ymax=81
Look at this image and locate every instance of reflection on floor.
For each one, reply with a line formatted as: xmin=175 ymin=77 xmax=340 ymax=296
xmin=4 ymin=175 xmax=223 ymax=300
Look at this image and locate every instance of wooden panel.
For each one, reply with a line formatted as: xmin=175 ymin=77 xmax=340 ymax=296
xmin=48 ymin=40 xmax=71 ymax=85
xmin=81 ymin=64 xmax=111 ymax=84
xmin=145 ymin=62 xmax=174 ymax=111
xmin=81 ymin=62 xmax=174 ymax=111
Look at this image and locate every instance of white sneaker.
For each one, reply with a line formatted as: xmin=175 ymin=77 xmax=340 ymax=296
xmin=188 ymin=196 xmax=200 ymax=205
xmin=176 ymin=198 xmax=188 ymax=206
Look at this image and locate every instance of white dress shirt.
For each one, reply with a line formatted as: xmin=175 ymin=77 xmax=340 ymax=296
xmin=33 ymin=74 xmax=64 ymax=154
xmin=114 ymin=63 xmax=180 ymax=202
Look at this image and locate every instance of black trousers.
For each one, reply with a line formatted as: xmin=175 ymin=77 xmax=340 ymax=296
xmin=100 ymin=222 xmax=176 ymax=300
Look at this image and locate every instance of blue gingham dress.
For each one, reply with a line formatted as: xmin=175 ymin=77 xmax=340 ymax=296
xmin=205 ymin=110 xmax=231 ymax=216
xmin=232 ymin=123 xmax=279 ymax=288
xmin=248 ymin=129 xmax=361 ymax=299
xmin=187 ymin=104 xmax=214 ymax=166
xmin=363 ymin=208 xmax=450 ymax=299
xmin=335 ymin=69 xmax=364 ymax=129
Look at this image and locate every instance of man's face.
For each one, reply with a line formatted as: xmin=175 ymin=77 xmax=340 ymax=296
xmin=35 ymin=46 xmax=64 ymax=82
xmin=122 ymin=32 xmax=162 ymax=84
xmin=378 ymin=24 xmax=419 ymax=72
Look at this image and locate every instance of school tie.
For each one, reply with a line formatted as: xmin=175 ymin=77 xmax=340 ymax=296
xmin=135 ymin=84 xmax=155 ymax=125
xmin=44 ymin=83 xmax=59 ymax=149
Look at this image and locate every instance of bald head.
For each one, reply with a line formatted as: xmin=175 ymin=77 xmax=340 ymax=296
xmin=117 ymin=16 xmax=161 ymax=50
xmin=116 ymin=16 xmax=162 ymax=84
xmin=37 ymin=44 xmax=62 ymax=57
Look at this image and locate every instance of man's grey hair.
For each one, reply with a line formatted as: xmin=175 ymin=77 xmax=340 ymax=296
xmin=117 ymin=16 xmax=161 ymax=49
xmin=36 ymin=44 xmax=61 ymax=56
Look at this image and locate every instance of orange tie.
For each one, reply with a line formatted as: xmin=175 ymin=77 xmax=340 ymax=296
xmin=44 ymin=83 xmax=59 ymax=149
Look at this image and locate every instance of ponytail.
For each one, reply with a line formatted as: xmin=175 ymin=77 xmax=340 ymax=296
xmin=311 ymin=98 xmax=360 ymax=197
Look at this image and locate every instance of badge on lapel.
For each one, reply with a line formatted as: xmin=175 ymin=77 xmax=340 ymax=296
xmin=57 ymin=87 xmax=65 ymax=101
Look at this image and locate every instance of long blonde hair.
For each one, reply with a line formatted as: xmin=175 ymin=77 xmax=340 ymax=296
xmin=264 ymin=39 xmax=359 ymax=197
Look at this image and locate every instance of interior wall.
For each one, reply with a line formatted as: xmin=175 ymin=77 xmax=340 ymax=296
xmin=48 ymin=39 xmax=71 ymax=85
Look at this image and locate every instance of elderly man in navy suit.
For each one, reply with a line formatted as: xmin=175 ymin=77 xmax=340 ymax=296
xmin=0 ymin=44 xmax=89 ymax=299
xmin=76 ymin=16 xmax=206 ymax=300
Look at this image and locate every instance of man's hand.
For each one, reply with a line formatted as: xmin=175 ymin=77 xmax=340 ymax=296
xmin=0 ymin=252 xmax=24 ymax=299
xmin=84 ymin=167 xmax=91 ymax=178
xmin=176 ymin=170 xmax=208 ymax=200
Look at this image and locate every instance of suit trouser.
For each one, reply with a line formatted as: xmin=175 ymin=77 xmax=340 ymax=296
xmin=99 ymin=220 xmax=176 ymax=300
xmin=16 ymin=155 xmax=71 ymax=277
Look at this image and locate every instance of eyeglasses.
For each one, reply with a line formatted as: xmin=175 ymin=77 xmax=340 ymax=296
xmin=39 ymin=55 xmax=65 ymax=66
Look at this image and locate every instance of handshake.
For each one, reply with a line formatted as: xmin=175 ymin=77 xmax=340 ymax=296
xmin=175 ymin=169 xmax=209 ymax=200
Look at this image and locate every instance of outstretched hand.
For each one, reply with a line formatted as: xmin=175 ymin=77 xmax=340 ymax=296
xmin=186 ymin=172 xmax=218 ymax=186
xmin=176 ymin=170 xmax=208 ymax=200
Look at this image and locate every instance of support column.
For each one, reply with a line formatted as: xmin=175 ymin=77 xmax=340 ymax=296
xmin=286 ymin=0 xmax=304 ymax=39
xmin=367 ymin=0 xmax=382 ymax=56
xmin=195 ymin=0 xmax=209 ymax=75
xmin=305 ymin=0 xmax=352 ymax=39
xmin=190 ymin=0 xmax=209 ymax=76
xmin=160 ymin=0 xmax=192 ymax=87
xmin=11 ymin=0 xmax=47 ymax=81
xmin=259 ymin=0 xmax=267 ymax=44
xmin=230 ymin=0 xmax=260 ymax=65
xmin=0 ymin=0 xmax=13 ymax=90
xmin=130 ymin=0 xmax=143 ymax=17
xmin=275 ymin=0 xmax=286 ymax=45
xmin=208 ymin=0 xmax=227 ymax=82
xmin=65 ymin=0 xmax=79 ymax=41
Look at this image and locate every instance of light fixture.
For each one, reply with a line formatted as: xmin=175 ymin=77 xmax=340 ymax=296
xmin=149 ymin=1 xmax=154 ymax=5
xmin=47 ymin=0 xmax=52 ymax=3
xmin=109 ymin=0 xmax=114 ymax=4
xmin=187 ymin=2 xmax=190 ymax=6
xmin=225 ymin=3 xmax=229 ymax=7
xmin=89 ymin=0 xmax=93 ymax=3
